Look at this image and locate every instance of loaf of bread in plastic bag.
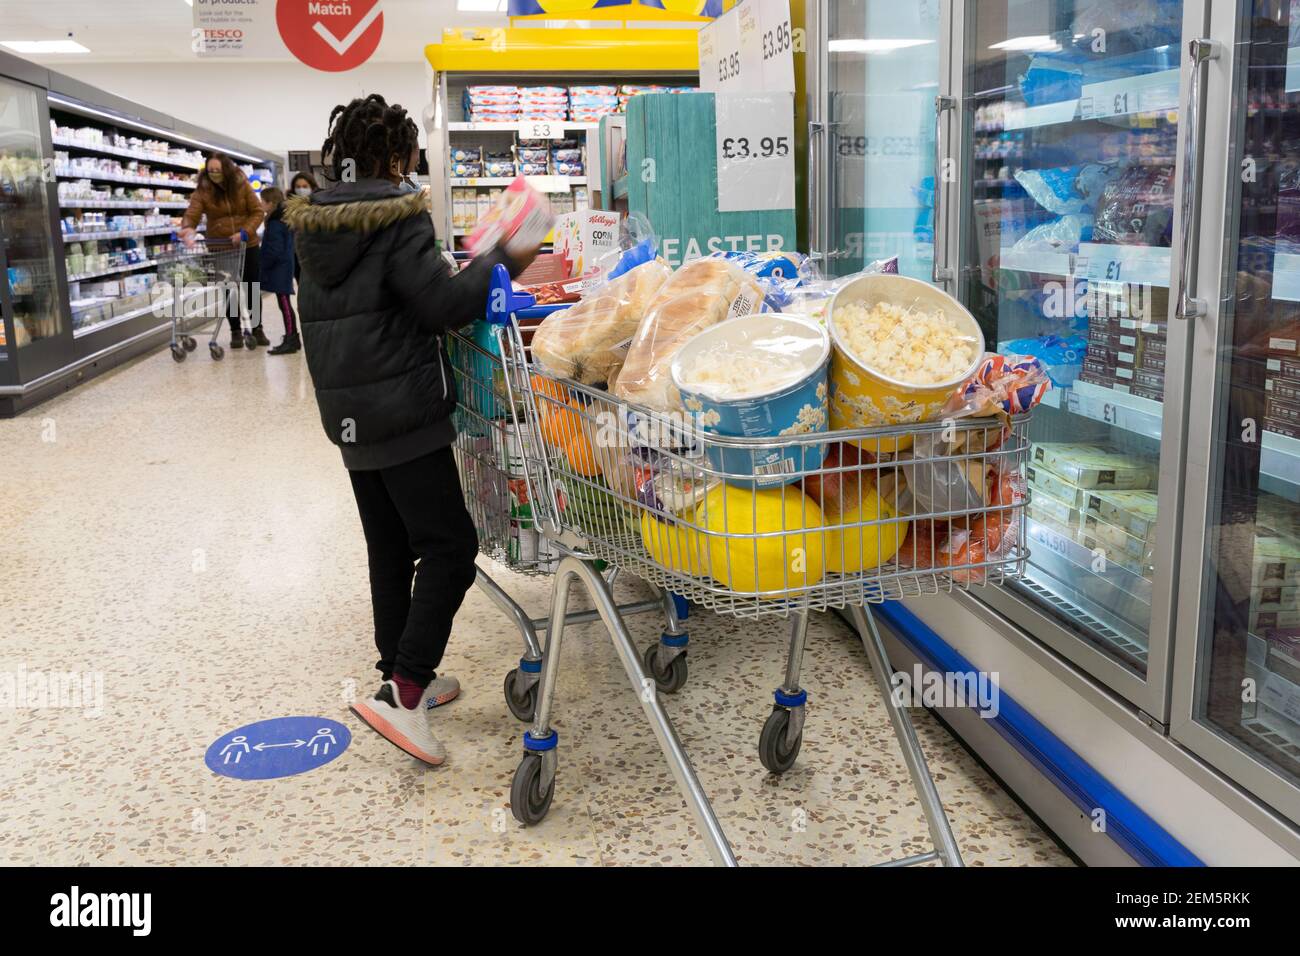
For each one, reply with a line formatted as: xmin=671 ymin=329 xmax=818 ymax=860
xmin=613 ymin=257 xmax=765 ymax=412
xmin=530 ymin=258 xmax=671 ymax=385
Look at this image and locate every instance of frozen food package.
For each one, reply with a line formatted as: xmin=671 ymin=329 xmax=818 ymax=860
xmin=1015 ymin=163 xmax=1117 ymax=215
xmin=613 ymin=258 xmax=766 ymax=412
xmin=1092 ymin=164 xmax=1175 ymax=245
xmin=530 ymin=258 xmax=672 ymax=385
xmin=1009 ymin=213 xmax=1094 ymax=254
xmin=518 ymin=162 xmax=549 ymax=177
xmin=450 ymin=147 xmax=482 ymax=164
xmin=465 ymin=176 xmax=554 ymax=258
xmin=1030 ymin=442 xmax=1156 ymax=489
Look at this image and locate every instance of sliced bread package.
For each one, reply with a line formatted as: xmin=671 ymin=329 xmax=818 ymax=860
xmin=530 ymin=258 xmax=671 ymax=386
xmin=612 ymin=257 xmax=765 ymax=412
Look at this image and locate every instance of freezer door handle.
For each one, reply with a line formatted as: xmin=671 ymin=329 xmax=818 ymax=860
xmin=932 ymin=95 xmax=956 ymax=288
xmin=1176 ymin=38 xmax=1220 ymax=320
xmin=808 ymin=120 xmax=826 ymax=266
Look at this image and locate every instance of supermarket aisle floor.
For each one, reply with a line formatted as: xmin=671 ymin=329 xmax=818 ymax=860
xmin=0 ymin=322 xmax=1072 ymax=866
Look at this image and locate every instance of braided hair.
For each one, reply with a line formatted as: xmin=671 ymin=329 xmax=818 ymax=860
xmin=321 ymin=94 xmax=420 ymax=183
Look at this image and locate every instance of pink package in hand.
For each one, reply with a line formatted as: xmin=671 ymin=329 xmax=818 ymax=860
xmin=465 ymin=176 xmax=554 ymax=257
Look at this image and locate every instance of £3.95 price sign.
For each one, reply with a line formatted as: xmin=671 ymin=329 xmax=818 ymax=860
xmin=720 ymin=135 xmax=790 ymax=160
xmin=715 ymin=92 xmax=795 ymax=213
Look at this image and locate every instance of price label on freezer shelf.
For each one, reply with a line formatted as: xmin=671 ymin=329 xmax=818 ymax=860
xmin=715 ymin=92 xmax=795 ymax=213
xmin=519 ymin=121 xmax=565 ymax=140
xmin=1077 ymin=243 xmax=1173 ymax=289
xmin=1078 ymin=69 xmax=1180 ymax=121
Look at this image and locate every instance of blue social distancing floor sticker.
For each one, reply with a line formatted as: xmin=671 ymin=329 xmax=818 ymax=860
xmin=206 ymin=716 xmax=351 ymax=780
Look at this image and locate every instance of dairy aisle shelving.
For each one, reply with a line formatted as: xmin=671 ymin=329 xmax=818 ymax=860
xmin=0 ymin=48 xmax=279 ymax=415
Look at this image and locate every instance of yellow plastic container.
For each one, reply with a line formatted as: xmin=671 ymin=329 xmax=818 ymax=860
xmin=827 ymin=274 xmax=985 ymax=454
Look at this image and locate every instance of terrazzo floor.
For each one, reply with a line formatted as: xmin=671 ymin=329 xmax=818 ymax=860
xmin=0 ymin=313 xmax=1072 ymax=867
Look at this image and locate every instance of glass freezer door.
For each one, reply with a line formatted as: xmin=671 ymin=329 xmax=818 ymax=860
xmin=955 ymin=0 xmax=1199 ymax=716
xmin=822 ymin=0 xmax=943 ymax=279
xmin=1172 ymin=0 xmax=1300 ymax=825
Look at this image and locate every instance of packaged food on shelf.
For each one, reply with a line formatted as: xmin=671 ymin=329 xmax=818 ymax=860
xmin=518 ymin=162 xmax=549 ymax=177
xmin=450 ymin=147 xmax=482 ymax=164
xmin=1016 ymin=163 xmax=1118 ymax=215
xmin=1027 ymin=461 xmax=1089 ymax=508
xmin=452 ymin=162 xmax=483 ymax=178
xmin=1031 ymin=442 xmax=1156 ymax=490
xmin=516 ymin=147 xmax=551 ymax=165
xmin=613 ymin=257 xmax=766 ymax=412
xmin=484 ymin=159 xmax=517 ymax=177
xmin=530 ymin=257 xmax=671 ymax=386
xmin=1092 ymin=164 xmax=1175 ymax=246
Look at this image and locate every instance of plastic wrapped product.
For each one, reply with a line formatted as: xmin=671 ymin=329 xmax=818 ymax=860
xmin=530 ymin=258 xmax=672 ymax=385
xmin=1009 ymin=213 xmax=1094 ymax=254
xmin=1092 ymin=164 xmax=1175 ymax=245
xmin=613 ymin=258 xmax=766 ymax=412
xmin=1015 ymin=163 xmax=1117 ymax=215
xmin=465 ymin=176 xmax=554 ymax=258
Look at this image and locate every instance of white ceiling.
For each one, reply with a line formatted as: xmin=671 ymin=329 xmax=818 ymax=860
xmin=2 ymin=0 xmax=508 ymax=63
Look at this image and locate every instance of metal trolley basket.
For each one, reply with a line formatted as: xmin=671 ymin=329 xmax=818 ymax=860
xmin=474 ymin=268 xmax=1032 ymax=867
xmin=447 ymin=297 xmax=691 ymax=725
xmin=155 ymin=241 xmax=248 ymax=362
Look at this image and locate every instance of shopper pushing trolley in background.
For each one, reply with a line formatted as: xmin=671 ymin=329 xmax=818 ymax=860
xmin=180 ymin=153 xmax=268 ymax=349
xmin=285 ymin=94 xmax=539 ymax=766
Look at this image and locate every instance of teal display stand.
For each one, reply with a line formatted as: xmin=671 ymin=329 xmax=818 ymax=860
xmin=624 ymin=92 xmax=797 ymax=267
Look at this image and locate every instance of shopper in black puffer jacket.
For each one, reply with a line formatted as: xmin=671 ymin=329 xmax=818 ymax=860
xmin=285 ymin=94 xmax=537 ymax=767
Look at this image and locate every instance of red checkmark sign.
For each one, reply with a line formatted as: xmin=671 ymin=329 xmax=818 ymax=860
xmin=277 ymin=0 xmax=384 ymax=72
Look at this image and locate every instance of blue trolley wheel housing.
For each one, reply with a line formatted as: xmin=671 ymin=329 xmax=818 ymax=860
xmin=519 ymin=656 xmax=543 ymax=674
xmin=523 ymin=729 xmax=558 ymax=752
xmin=774 ymin=688 xmax=807 ymax=709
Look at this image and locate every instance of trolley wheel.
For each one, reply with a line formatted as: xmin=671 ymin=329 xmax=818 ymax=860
xmin=510 ymin=753 xmax=554 ymax=826
xmin=243 ymin=333 xmax=257 ymax=350
xmin=503 ymin=668 xmax=538 ymax=723
xmin=182 ymin=336 xmax=197 ymax=352
xmin=642 ymin=641 xmax=688 ymax=695
xmin=758 ymin=706 xmax=803 ymax=775
xmin=170 ymin=344 xmax=186 ymax=363
xmin=209 ymin=343 xmax=225 ymax=361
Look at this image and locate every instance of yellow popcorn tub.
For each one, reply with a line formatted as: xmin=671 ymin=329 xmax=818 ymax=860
xmin=827 ymin=274 xmax=985 ymax=454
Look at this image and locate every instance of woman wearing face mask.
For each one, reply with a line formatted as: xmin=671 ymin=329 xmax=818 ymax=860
xmin=288 ymin=172 xmax=317 ymax=284
xmin=180 ymin=153 xmax=267 ymax=349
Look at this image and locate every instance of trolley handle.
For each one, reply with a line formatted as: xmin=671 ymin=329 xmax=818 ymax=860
xmin=486 ymin=264 xmax=536 ymax=326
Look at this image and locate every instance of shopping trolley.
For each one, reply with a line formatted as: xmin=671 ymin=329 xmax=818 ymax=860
xmin=484 ymin=266 xmax=1034 ymax=867
xmin=155 ymin=240 xmax=247 ymax=362
xmin=446 ymin=287 xmax=690 ymax=723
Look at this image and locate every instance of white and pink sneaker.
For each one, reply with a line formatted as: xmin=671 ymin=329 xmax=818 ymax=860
xmin=351 ymin=680 xmax=446 ymax=766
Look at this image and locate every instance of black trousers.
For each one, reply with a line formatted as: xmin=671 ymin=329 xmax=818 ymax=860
xmin=224 ymin=245 xmax=262 ymax=334
xmin=348 ymin=446 xmax=479 ymax=685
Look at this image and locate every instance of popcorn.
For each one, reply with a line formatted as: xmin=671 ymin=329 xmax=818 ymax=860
xmin=833 ymin=301 xmax=978 ymax=386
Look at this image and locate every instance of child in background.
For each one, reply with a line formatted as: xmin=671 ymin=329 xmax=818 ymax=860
xmin=258 ymin=186 xmax=300 ymax=355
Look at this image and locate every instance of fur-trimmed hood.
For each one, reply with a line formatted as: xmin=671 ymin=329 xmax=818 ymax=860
xmin=287 ymin=178 xmax=432 ymax=288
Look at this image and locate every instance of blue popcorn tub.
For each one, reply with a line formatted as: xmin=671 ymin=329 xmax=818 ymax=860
xmin=671 ymin=313 xmax=831 ymax=488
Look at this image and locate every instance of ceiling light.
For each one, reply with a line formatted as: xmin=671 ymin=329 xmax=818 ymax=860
xmin=829 ymin=39 xmax=934 ymax=54
xmin=990 ymin=35 xmax=1061 ymax=53
xmin=2 ymin=40 xmax=91 ymax=54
